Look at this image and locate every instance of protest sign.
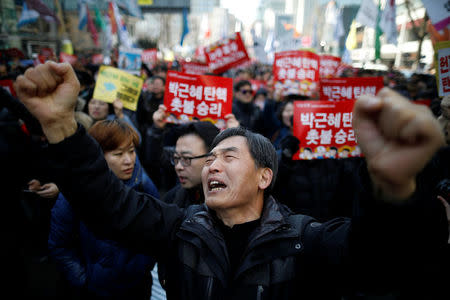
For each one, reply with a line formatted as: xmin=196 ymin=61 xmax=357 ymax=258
xmin=436 ymin=41 xmax=450 ymax=97
xmin=204 ymin=32 xmax=250 ymax=74
xmin=293 ymin=100 xmax=361 ymax=160
xmin=141 ymin=48 xmax=157 ymax=68
xmin=163 ymin=71 xmax=233 ymax=128
xmin=319 ymin=54 xmax=341 ymax=78
xmin=0 ymin=79 xmax=16 ymax=97
xmin=250 ymin=80 xmax=267 ymax=94
xmin=273 ymin=50 xmax=320 ymax=97
xmin=118 ymin=47 xmax=143 ymax=75
xmin=60 ymin=52 xmax=77 ymax=65
xmin=93 ymin=66 xmax=143 ymax=111
xmin=91 ymin=54 xmax=104 ymax=65
xmin=320 ymin=77 xmax=384 ymax=101
xmin=181 ymin=61 xmax=210 ymax=75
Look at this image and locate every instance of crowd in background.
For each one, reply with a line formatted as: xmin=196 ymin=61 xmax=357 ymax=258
xmin=1 ymin=51 xmax=449 ymax=300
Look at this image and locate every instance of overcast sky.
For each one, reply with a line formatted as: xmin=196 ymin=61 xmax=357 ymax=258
xmin=220 ymin=0 xmax=260 ymax=26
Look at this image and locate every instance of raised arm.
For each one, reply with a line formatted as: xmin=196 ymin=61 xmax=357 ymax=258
xmin=352 ymin=87 xmax=445 ymax=202
xmin=15 ymin=61 xmax=183 ymax=259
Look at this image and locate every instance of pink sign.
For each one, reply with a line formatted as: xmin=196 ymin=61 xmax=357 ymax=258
xmin=319 ymin=77 xmax=384 ymax=101
xmin=319 ymin=55 xmax=341 ymax=78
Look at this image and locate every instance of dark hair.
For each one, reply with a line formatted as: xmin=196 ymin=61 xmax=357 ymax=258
xmin=83 ymin=97 xmax=114 ymax=116
xmin=210 ymin=127 xmax=278 ymax=193
xmin=436 ymin=179 xmax=450 ymax=200
xmin=149 ymin=75 xmax=166 ymax=85
xmin=176 ymin=121 xmax=220 ymax=149
xmin=233 ymin=80 xmax=252 ymax=92
xmin=276 ymin=99 xmax=294 ymax=122
xmin=88 ymin=119 xmax=139 ymax=152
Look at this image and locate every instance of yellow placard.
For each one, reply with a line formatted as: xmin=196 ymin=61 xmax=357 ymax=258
xmin=93 ymin=66 xmax=143 ymax=111
xmin=138 ymin=0 xmax=153 ymax=5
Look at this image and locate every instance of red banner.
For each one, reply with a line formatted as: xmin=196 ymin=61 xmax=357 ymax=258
xmin=91 ymin=54 xmax=104 ymax=65
xmin=319 ymin=55 xmax=341 ymax=78
xmin=181 ymin=61 xmax=210 ymax=75
xmin=141 ymin=49 xmax=157 ymax=67
xmin=0 ymin=80 xmax=16 ymax=97
xmin=163 ymin=71 xmax=233 ymax=128
xmin=293 ymin=100 xmax=361 ymax=160
xmin=60 ymin=52 xmax=78 ymax=65
xmin=250 ymin=80 xmax=267 ymax=94
xmin=273 ymin=50 xmax=320 ymax=97
xmin=204 ymin=32 xmax=250 ymax=74
xmin=319 ymin=77 xmax=384 ymax=101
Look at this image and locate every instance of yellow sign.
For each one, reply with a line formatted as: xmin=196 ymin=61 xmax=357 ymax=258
xmin=138 ymin=0 xmax=153 ymax=5
xmin=93 ymin=66 xmax=143 ymax=111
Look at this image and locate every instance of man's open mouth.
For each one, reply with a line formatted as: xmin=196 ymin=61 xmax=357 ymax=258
xmin=208 ymin=179 xmax=227 ymax=191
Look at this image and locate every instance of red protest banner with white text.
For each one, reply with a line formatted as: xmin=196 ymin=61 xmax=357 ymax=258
xmin=319 ymin=77 xmax=384 ymax=101
xmin=250 ymin=80 xmax=267 ymax=94
xmin=164 ymin=71 xmax=233 ymax=128
xmin=92 ymin=54 xmax=104 ymax=65
xmin=60 ymin=53 xmax=78 ymax=65
xmin=293 ymin=100 xmax=361 ymax=160
xmin=141 ymin=49 xmax=158 ymax=67
xmin=319 ymin=55 xmax=341 ymax=78
xmin=205 ymin=32 xmax=250 ymax=74
xmin=273 ymin=50 xmax=320 ymax=97
xmin=181 ymin=61 xmax=210 ymax=75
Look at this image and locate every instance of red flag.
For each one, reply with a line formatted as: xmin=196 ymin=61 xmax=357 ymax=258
xmin=87 ymin=5 xmax=99 ymax=46
xmin=108 ymin=2 xmax=117 ymax=34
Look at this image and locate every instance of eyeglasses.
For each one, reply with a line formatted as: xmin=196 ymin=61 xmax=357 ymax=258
xmin=170 ymin=153 xmax=210 ymax=167
xmin=239 ymin=89 xmax=253 ymax=95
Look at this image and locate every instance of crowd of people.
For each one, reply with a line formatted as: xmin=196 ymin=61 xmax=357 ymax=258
xmin=0 ymin=49 xmax=449 ymax=300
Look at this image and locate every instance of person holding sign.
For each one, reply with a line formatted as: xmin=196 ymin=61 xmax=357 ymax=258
xmin=15 ymin=61 xmax=448 ymax=299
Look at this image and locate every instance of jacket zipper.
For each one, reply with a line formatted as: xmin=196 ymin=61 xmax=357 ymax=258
xmin=206 ymin=277 xmax=213 ymax=299
xmin=257 ymin=285 xmax=264 ymax=300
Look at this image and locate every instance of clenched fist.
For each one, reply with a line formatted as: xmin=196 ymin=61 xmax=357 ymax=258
xmin=353 ymin=88 xmax=445 ymax=201
xmin=15 ymin=61 xmax=80 ymax=143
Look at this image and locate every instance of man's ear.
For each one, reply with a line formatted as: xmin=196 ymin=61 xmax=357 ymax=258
xmin=258 ymin=168 xmax=273 ymax=190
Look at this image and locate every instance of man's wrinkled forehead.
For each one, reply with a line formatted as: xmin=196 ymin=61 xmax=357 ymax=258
xmin=210 ymin=136 xmax=249 ymax=155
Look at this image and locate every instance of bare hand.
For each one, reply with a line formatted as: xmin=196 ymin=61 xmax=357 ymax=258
xmin=28 ymin=179 xmax=42 ymax=192
xmin=353 ymin=88 xmax=445 ymax=201
xmin=36 ymin=183 xmax=60 ymax=199
xmin=113 ymin=99 xmax=124 ymax=119
xmin=437 ymin=196 xmax=450 ymax=244
xmin=15 ymin=61 xmax=80 ymax=143
xmin=225 ymin=113 xmax=240 ymax=129
xmin=153 ymin=104 xmax=168 ymax=129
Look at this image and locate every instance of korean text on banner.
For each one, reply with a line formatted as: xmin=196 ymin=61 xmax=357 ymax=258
xmin=141 ymin=49 xmax=157 ymax=68
xmin=293 ymin=100 xmax=361 ymax=160
xmin=93 ymin=66 xmax=143 ymax=111
xmin=319 ymin=55 xmax=341 ymax=78
xmin=60 ymin=52 xmax=77 ymax=65
xmin=181 ymin=61 xmax=210 ymax=75
xmin=320 ymin=77 xmax=384 ymax=101
xmin=436 ymin=41 xmax=450 ymax=97
xmin=204 ymin=32 xmax=250 ymax=74
xmin=163 ymin=71 xmax=233 ymax=128
xmin=273 ymin=50 xmax=320 ymax=97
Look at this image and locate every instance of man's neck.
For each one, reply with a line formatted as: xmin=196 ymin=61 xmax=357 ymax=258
xmin=215 ymin=196 xmax=264 ymax=228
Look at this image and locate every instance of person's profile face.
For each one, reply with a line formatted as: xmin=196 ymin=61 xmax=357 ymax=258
xmin=104 ymin=140 xmax=136 ymax=181
xmin=174 ymin=134 xmax=208 ymax=189
xmin=202 ymin=136 xmax=264 ymax=212
xmin=282 ymin=102 xmax=294 ymax=128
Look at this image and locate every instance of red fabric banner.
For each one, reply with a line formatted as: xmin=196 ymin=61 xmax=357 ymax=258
xmin=60 ymin=52 xmax=78 ymax=65
xmin=319 ymin=54 xmax=341 ymax=78
xmin=181 ymin=61 xmax=210 ymax=75
xmin=163 ymin=71 xmax=233 ymax=128
xmin=293 ymin=100 xmax=361 ymax=160
xmin=204 ymin=32 xmax=250 ymax=74
xmin=141 ymin=49 xmax=157 ymax=67
xmin=319 ymin=77 xmax=384 ymax=101
xmin=273 ymin=50 xmax=320 ymax=97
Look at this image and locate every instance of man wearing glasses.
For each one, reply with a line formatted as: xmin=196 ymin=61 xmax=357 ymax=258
xmin=232 ymin=80 xmax=265 ymax=134
xmin=163 ymin=122 xmax=219 ymax=208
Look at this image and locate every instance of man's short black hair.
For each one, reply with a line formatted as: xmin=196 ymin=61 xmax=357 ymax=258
xmin=210 ymin=127 xmax=278 ymax=193
xmin=233 ymin=80 xmax=252 ymax=92
xmin=176 ymin=121 xmax=220 ymax=149
xmin=149 ymin=75 xmax=166 ymax=85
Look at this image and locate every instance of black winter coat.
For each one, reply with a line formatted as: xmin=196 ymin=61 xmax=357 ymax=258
xmin=47 ymin=126 xmax=448 ymax=300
